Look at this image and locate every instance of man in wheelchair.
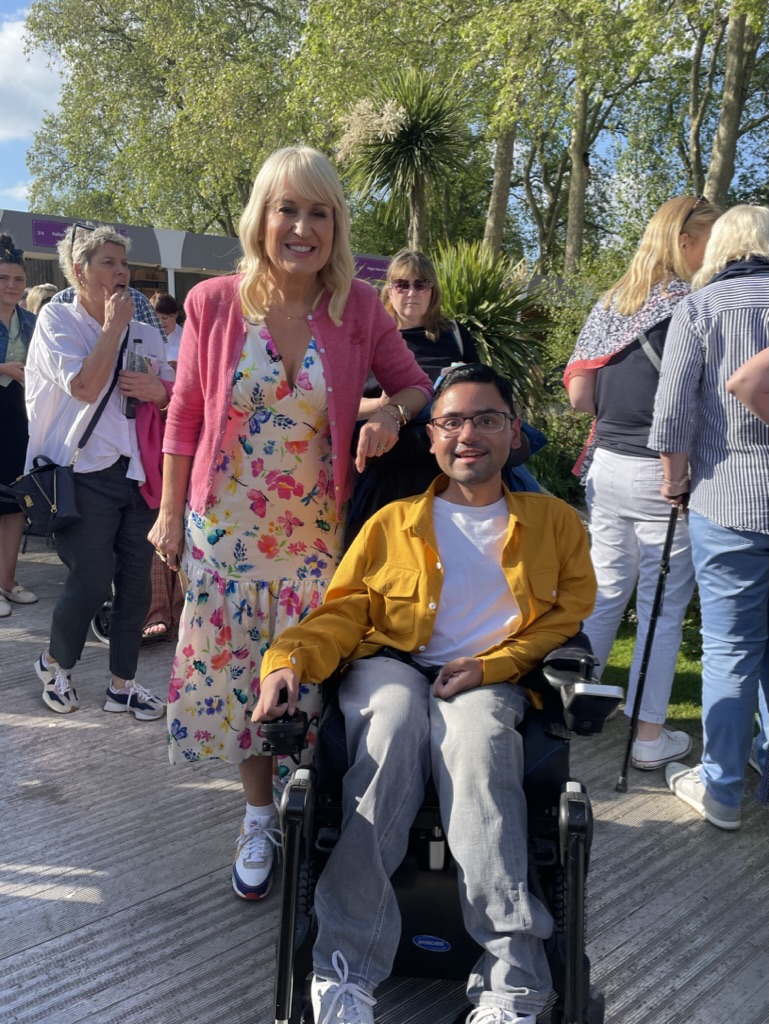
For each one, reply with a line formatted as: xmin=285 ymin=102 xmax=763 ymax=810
xmin=255 ymin=364 xmax=597 ymax=1024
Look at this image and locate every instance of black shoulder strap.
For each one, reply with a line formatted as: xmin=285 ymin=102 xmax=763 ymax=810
xmin=71 ymin=329 xmax=129 ymax=465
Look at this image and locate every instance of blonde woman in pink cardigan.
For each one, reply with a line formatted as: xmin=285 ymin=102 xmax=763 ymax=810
xmin=150 ymin=146 xmax=431 ymax=901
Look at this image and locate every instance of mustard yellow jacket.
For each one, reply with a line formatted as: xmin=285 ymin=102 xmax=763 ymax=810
xmin=261 ymin=476 xmax=597 ymax=686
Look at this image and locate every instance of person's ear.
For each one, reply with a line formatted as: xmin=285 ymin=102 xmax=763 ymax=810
xmin=426 ymin=422 xmax=436 ymax=454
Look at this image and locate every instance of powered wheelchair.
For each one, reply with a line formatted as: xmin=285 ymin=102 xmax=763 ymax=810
xmin=262 ymin=635 xmax=622 ymax=1024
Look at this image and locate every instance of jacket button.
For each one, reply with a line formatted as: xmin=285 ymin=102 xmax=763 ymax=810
xmin=307 ymin=314 xmax=313 ymax=321
xmin=418 ymin=645 xmax=426 ymax=652
xmin=436 ymin=562 xmax=442 ymax=570
xmin=428 ymin=602 xmax=436 ymax=610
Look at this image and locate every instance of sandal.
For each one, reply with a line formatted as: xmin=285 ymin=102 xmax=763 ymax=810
xmin=142 ymin=622 xmax=169 ymax=640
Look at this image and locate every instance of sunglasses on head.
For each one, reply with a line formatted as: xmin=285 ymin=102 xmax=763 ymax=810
xmin=681 ymin=195 xmax=707 ymax=230
xmin=389 ymin=278 xmax=433 ymax=293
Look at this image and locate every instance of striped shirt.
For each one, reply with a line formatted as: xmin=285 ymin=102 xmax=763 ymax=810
xmin=648 ymin=272 xmax=769 ymax=535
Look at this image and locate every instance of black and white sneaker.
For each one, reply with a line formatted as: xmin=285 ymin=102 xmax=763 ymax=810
xmin=103 ymin=680 xmax=165 ymax=721
xmin=35 ymin=655 xmax=79 ymax=714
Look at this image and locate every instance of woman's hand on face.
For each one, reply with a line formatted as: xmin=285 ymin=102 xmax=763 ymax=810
xmin=103 ymin=285 xmax=134 ymax=333
xmin=148 ymin=510 xmax=184 ymax=572
xmin=355 ymin=408 xmax=400 ymax=472
xmin=0 ymin=361 xmax=25 ymax=384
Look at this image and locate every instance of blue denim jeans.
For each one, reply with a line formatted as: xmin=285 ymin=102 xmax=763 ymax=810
xmin=689 ymin=511 xmax=769 ymax=807
xmin=313 ymin=657 xmax=553 ymax=1016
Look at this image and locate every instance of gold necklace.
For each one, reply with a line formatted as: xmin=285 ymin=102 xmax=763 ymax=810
xmin=269 ymin=288 xmax=324 ymax=321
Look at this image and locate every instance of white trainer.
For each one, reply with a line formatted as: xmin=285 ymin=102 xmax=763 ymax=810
xmin=311 ymin=951 xmax=376 ymax=1024
xmin=466 ymin=1007 xmax=537 ymax=1023
xmin=631 ymin=727 xmax=692 ymax=770
xmin=231 ymin=816 xmax=281 ymax=900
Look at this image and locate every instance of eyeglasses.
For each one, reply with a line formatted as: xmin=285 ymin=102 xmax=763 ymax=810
xmin=389 ymin=278 xmax=433 ymax=293
xmin=69 ymin=222 xmax=95 ymax=265
xmin=429 ymin=412 xmax=514 ymax=435
xmin=681 ymin=195 xmax=707 ymax=231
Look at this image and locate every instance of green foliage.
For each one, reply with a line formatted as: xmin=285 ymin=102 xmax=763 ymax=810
xmin=339 ymin=68 xmax=471 ymax=248
xmin=432 ymin=240 xmax=550 ymax=409
xmin=526 ymin=409 xmax=592 ymax=503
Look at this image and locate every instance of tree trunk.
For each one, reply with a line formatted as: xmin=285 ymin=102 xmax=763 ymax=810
xmin=705 ymin=12 xmax=759 ymax=208
xmin=563 ymin=80 xmax=589 ymax=275
xmin=482 ymin=127 xmax=516 ymax=255
xmin=409 ymin=177 xmax=426 ymax=250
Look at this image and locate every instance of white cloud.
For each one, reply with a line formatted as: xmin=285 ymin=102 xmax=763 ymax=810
xmin=0 ymin=15 xmax=61 ymax=142
xmin=0 ymin=180 xmax=29 ymax=203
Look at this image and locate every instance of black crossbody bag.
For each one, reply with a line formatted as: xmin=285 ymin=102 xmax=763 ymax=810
xmin=0 ymin=331 xmax=128 ymax=537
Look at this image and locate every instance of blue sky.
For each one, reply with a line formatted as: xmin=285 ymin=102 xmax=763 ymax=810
xmin=0 ymin=2 xmax=61 ymax=211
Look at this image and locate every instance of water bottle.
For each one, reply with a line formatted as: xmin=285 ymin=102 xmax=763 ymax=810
xmin=121 ymin=339 xmax=147 ymax=419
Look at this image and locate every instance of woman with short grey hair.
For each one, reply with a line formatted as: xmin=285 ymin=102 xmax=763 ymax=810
xmin=650 ymin=204 xmax=769 ymax=829
xmin=25 ymin=223 xmax=173 ymax=719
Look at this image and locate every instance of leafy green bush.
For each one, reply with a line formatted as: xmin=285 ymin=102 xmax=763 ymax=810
xmin=526 ymin=409 xmax=592 ymax=503
xmin=432 ymin=239 xmax=551 ymax=409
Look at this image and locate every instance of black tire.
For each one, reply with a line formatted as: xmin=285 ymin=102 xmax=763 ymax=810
xmin=90 ymin=600 xmax=112 ymax=645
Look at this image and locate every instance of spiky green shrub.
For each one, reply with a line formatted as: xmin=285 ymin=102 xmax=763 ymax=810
xmin=432 ymin=239 xmax=551 ymax=410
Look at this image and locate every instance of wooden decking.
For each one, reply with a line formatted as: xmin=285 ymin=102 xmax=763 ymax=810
xmin=1 ymin=538 xmax=767 ymax=1024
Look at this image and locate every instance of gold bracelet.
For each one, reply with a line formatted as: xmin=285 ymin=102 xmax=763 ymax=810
xmin=158 ymin=401 xmax=170 ymax=413
xmin=379 ymin=405 xmax=401 ymax=428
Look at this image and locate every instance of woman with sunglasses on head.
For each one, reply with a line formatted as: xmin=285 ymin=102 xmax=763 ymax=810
xmin=24 ymin=224 xmax=173 ymax=716
xmin=346 ymin=250 xmax=478 ymax=544
xmin=0 ymin=235 xmax=39 ymax=618
xmin=565 ymin=195 xmax=720 ymax=771
xmin=150 ymin=147 xmax=431 ymax=902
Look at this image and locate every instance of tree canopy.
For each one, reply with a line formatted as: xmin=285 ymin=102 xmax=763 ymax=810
xmin=24 ymin=0 xmax=768 ymax=267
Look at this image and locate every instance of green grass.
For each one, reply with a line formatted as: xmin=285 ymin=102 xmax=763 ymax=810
xmin=600 ymin=617 xmax=703 ymax=729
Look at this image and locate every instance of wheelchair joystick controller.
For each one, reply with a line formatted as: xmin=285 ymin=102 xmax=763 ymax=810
xmin=260 ymin=687 xmax=310 ymax=763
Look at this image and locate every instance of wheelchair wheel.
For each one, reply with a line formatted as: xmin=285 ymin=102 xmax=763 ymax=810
xmin=90 ymin=599 xmax=112 ymax=645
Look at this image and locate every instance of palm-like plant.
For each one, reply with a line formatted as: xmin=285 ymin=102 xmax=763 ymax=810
xmin=433 ymin=240 xmax=551 ymax=411
xmin=338 ymin=69 xmax=469 ymax=250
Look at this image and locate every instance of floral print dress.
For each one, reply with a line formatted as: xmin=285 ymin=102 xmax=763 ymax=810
xmin=167 ymin=322 xmax=344 ymax=766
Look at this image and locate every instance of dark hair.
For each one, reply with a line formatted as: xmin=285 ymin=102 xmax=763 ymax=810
xmin=0 ymin=233 xmax=25 ymax=269
xmin=150 ymin=291 xmax=180 ymax=316
xmin=432 ymin=362 xmax=517 ymax=417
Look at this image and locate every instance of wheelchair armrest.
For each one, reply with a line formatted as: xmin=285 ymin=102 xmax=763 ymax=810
xmin=542 ymin=636 xmax=623 ymax=736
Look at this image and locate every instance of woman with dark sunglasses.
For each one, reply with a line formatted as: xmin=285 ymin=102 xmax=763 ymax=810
xmin=346 ymin=250 xmax=479 ymax=545
xmin=564 ymin=195 xmax=720 ymax=772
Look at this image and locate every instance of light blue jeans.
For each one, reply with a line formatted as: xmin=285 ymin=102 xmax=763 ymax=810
xmin=313 ymin=657 xmax=553 ymax=1016
xmin=689 ymin=511 xmax=769 ymax=807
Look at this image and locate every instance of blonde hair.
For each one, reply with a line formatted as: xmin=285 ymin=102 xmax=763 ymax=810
xmin=692 ymin=204 xmax=769 ymax=290
xmin=25 ymin=283 xmax=57 ymax=314
xmin=604 ymin=195 xmax=720 ymax=315
xmin=57 ymin=224 xmax=131 ymax=290
xmin=237 ymin=146 xmax=354 ymax=326
xmin=382 ymin=249 xmax=448 ymax=340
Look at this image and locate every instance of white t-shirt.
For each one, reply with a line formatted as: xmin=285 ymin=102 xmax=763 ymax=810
xmin=165 ymin=323 xmax=184 ymax=366
xmin=412 ymin=495 xmax=521 ymax=667
xmin=25 ymin=296 xmax=172 ymax=481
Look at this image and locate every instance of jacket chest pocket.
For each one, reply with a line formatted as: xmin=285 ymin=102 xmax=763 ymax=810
xmin=363 ymin=561 xmax=421 ymax=635
xmin=526 ymin=567 xmax=559 ymax=619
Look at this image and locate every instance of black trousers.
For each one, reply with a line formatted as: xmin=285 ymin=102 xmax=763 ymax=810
xmin=50 ymin=458 xmax=157 ymax=679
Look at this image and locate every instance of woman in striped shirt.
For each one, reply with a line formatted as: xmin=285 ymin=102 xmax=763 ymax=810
xmin=650 ymin=204 xmax=769 ymax=830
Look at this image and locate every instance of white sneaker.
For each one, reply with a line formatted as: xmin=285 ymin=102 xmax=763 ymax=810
xmin=466 ymin=1007 xmax=537 ymax=1023
xmin=231 ymin=816 xmax=281 ymax=900
xmin=311 ymin=951 xmax=376 ymax=1024
xmin=0 ymin=583 xmax=38 ymax=604
xmin=35 ymin=655 xmax=79 ymax=714
xmin=631 ymin=727 xmax=691 ymax=770
xmin=103 ymin=680 xmax=165 ymax=720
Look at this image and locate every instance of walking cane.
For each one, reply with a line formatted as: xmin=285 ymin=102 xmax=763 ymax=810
xmin=616 ymin=504 xmax=681 ymax=793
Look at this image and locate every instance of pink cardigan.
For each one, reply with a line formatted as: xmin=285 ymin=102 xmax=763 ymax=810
xmin=163 ymin=275 xmax=432 ymax=518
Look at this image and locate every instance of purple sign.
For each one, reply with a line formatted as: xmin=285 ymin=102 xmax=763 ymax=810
xmin=354 ymin=254 xmax=391 ymax=283
xmin=31 ymin=219 xmax=129 ymax=249
xmin=32 ymin=219 xmax=71 ymax=248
